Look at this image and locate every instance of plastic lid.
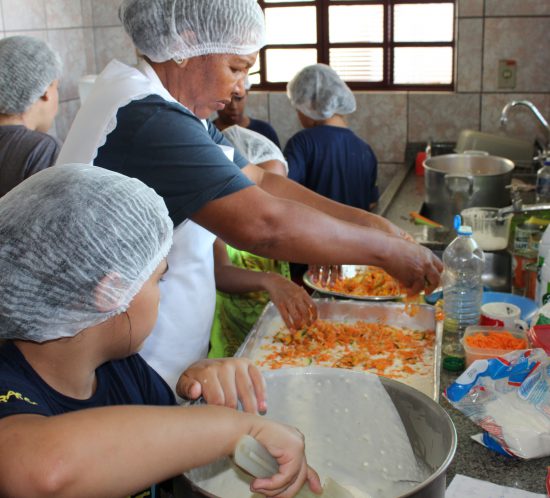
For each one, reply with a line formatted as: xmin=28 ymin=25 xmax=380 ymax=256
xmin=454 ymin=214 xmax=473 ymax=235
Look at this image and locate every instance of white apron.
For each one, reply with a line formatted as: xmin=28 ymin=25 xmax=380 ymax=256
xmin=57 ymin=59 xmax=228 ymax=395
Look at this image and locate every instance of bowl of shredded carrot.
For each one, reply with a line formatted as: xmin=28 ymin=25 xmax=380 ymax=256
xmin=462 ymin=325 xmax=529 ymax=367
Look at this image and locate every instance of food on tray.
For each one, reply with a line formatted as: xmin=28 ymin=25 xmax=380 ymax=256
xmin=256 ymin=319 xmax=435 ymax=380
xmin=317 ymin=266 xmax=405 ymax=297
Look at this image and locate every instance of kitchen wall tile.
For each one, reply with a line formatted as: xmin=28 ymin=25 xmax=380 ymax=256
xmin=408 ymin=93 xmax=480 ymax=143
xmin=2 ymin=0 xmax=46 ymax=31
xmin=485 ymin=0 xmax=550 ymax=16
xmin=481 ymin=93 xmax=550 ymax=147
xmin=246 ymin=92 xmax=269 ymax=122
xmin=458 ymin=0 xmax=483 ymax=17
xmin=94 ymin=26 xmax=136 ymax=73
xmin=378 ymin=163 xmax=403 ymax=195
xmin=349 ymin=92 xmax=408 ymax=163
xmin=6 ymin=29 xmax=47 ymax=41
xmin=92 ymin=0 xmax=121 ymax=26
xmin=483 ymin=17 xmax=550 ymax=93
xmin=48 ymin=28 xmax=95 ymax=102
xmin=457 ymin=18 xmax=483 ymax=93
xmin=81 ymin=0 xmax=93 ymax=26
xmin=55 ymin=98 xmax=80 ymax=141
xmin=268 ymin=92 xmax=301 ymax=150
xmin=45 ymin=0 xmax=82 ymax=29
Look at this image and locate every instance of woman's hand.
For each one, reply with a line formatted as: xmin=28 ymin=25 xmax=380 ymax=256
xmin=262 ymin=273 xmax=317 ymax=330
xmin=177 ymin=358 xmax=267 ymax=414
xmin=247 ymin=420 xmax=322 ymax=497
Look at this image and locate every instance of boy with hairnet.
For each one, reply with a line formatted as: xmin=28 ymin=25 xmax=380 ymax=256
xmin=214 ymin=77 xmax=281 ymax=147
xmin=210 ymin=125 xmax=316 ymax=358
xmin=0 ymin=36 xmax=62 ymax=197
xmin=285 ymin=64 xmax=379 ymax=212
xmin=0 ymin=164 xmax=321 ymax=498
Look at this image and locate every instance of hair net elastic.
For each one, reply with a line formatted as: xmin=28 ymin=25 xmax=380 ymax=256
xmin=0 ymin=164 xmax=173 ymax=342
xmin=0 ymin=36 xmax=63 ymax=115
xmin=287 ymin=63 xmax=356 ymax=121
xmin=119 ymin=0 xmax=266 ymax=63
xmin=222 ymin=125 xmax=287 ymax=172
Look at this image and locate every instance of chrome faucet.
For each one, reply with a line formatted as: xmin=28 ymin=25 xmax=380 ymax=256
xmin=497 ymin=184 xmax=550 ymax=218
xmin=500 ymin=100 xmax=550 ymax=160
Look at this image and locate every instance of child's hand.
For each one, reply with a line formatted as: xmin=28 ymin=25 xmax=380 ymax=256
xmin=248 ymin=421 xmax=322 ymax=497
xmin=263 ymin=273 xmax=317 ymax=331
xmin=177 ymin=358 xmax=267 ymax=414
xmin=308 ymin=264 xmax=342 ymax=287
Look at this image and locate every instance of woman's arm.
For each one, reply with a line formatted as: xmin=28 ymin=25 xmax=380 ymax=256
xmin=0 ymin=405 xmax=321 ymax=498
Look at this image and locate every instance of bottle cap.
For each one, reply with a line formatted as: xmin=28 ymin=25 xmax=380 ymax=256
xmin=454 ymin=214 xmax=473 ymax=235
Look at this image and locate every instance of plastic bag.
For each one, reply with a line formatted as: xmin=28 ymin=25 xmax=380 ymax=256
xmin=445 ymin=348 xmax=550 ymax=459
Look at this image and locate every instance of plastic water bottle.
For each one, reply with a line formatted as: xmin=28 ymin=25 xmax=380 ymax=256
xmin=442 ymin=216 xmax=485 ymax=371
xmin=536 ymin=159 xmax=550 ymax=203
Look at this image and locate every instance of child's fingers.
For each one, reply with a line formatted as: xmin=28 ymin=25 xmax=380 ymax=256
xmin=244 ymin=362 xmax=267 ymax=414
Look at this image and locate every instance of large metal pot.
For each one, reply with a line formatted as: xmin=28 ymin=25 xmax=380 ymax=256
xmin=183 ymin=369 xmax=457 ymax=498
xmin=423 ymin=153 xmax=514 ymax=227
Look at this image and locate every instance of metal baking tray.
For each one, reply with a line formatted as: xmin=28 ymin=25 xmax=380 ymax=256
xmin=302 ymin=265 xmax=405 ymax=301
xmin=235 ymin=299 xmax=443 ymax=401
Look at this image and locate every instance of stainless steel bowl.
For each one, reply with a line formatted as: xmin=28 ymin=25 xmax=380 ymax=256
xmin=183 ymin=369 xmax=457 ymax=498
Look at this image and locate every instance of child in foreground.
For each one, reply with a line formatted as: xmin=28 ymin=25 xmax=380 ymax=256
xmin=0 ymin=164 xmax=321 ymax=498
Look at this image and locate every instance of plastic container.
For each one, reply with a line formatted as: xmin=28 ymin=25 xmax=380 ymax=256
xmin=442 ymin=216 xmax=485 ymax=371
xmin=462 ymin=325 xmax=528 ymax=367
xmin=536 ymin=159 xmax=550 ymax=203
xmin=460 ymin=207 xmax=512 ymax=251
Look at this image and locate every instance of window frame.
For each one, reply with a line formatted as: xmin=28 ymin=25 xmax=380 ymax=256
xmin=254 ymin=0 xmax=456 ymax=91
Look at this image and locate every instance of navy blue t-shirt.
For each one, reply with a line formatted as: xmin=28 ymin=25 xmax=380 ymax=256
xmin=248 ymin=118 xmax=281 ymax=149
xmin=0 ymin=341 xmax=175 ymax=498
xmin=95 ymin=95 xmax=254 ymax=227
xmin=0 ymin=342 xmax=175 ymax=418
xmin=284 ymin=125 xmax=379 ymax=211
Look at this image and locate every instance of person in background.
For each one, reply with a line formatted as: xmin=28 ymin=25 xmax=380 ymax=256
xmin=210 ymin=125 xmax=316 ymax=358
xmin=0 ymin=36 xmax=62 ymax=197
xmin=285 ymin=63 xmax=379 ymax=212
xmin=214 ymin=76 xmax=281 ymax=148
xmin=0 ymin=164 xmax=321 ymax=498
xmin=57 ymin=0 xmax=442 ymax=409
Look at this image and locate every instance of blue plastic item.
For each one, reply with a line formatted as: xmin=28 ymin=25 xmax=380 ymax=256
xmin=481 ymin=291 xmax=538 ymax=324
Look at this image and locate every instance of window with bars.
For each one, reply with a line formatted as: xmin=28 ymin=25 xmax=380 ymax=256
xmin=249 ymin=0 xmax=455 ymax=91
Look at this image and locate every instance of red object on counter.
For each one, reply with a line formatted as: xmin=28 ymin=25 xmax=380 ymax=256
xmin=415 ymin=152 xmax=426 ymax=176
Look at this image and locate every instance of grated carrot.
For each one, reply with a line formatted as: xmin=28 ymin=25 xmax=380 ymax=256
xmin=323 ymin=266 xmax=405 ymax=297
xmin=257 ymin=319 xmax=435 ymax=380
xmin=465 ymin=330 xmax=528 ymax=350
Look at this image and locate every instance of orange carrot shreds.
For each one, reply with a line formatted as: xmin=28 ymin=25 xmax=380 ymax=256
xmin=257 ymin=319 xmax=435 ymax=380
xmin=464 ymin=331 xmax=528 ymax=350
xmin=321 ymin=266 xmax=405 ymax=297
xmin=434 ymin=299 xmax=445 ymax=321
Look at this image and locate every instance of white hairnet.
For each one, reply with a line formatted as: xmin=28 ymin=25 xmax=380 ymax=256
xmin=222 ymin=125 xmax=287 ymax=172
xmin=287 ymin=63 xmax=356 ymax=121
xmin=119 ymin=0 xmax=266 ymax=63
xmin=0 ymin=36 xmax=63 ymax=115
xmin=0 ymin=164 xmax=173 ymax=342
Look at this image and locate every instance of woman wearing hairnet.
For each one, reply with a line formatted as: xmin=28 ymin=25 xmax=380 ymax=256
xmin=0 ymin=164 xmax=321 ymax=498
xmin=286 ymin=64 xmax=379 ymax=212
xmin=57 ymin=0 xmax=442 ymax=408
xmin=0 ymin=36 xmax=62 ymax=197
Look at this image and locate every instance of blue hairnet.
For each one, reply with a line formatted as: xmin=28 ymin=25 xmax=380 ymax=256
xmin=119 ymin=0 xmax=266 ymax=63
xmin=0 ymin=164 xmax=173 ymax=342
xmin=0 ymin=36 xmax=63 ymax=115
xmin=287 ymin=64 xmax=356 ymax=120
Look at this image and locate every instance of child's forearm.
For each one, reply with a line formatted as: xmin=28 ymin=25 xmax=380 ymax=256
xmin=0 ymin=405 xmax=259 ymax=498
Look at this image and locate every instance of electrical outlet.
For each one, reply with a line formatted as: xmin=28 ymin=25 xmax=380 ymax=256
xmin=498 ymin=59 xmax=517 ymax=89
